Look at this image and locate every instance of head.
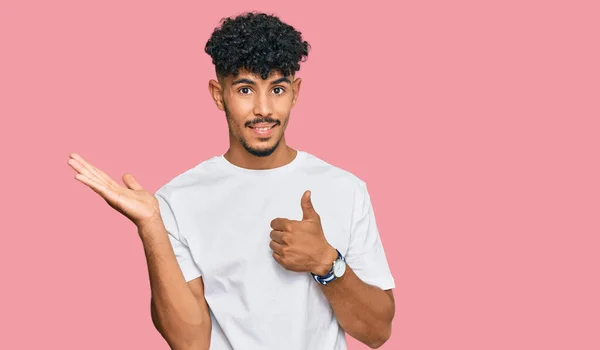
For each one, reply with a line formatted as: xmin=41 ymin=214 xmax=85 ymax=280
xmin=205 ymin=12 xmax=310 ymax=157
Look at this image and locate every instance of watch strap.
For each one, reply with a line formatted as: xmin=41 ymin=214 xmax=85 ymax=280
xmin=311 ymin=249 xmax=344 ymax=285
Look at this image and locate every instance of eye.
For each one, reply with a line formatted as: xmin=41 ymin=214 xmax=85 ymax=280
xmin=238 ymin=87 xmax=252 ymax=95
xmin=273 ymin=87 xmax=285 ymax=95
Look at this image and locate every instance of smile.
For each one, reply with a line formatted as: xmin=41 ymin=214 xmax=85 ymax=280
xmin=249 ymin=123 xmax=277 ymax=137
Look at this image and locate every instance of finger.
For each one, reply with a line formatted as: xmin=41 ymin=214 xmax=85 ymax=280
xmin=70 ymin=153 xmax=118 ymax=187
xmin=68 ymin=158 xmax=102 ymax=184
xmin=69 ymin=154 xmax=109 ymax=185
xmin=270 ymin=218 xmax=290 ymax=231
xmin=269 ymin=230 xmax=285 ymax=244
xmin=272 ymin=251 xmax=284 ymax=265
xmin=269 ymin=240 xmax=284 ymax=255
xmin=74 ymin=173 xmax=120 ymax=204
xmin=301 ymin=190 xmax=319 ymax=221
xmin=122 ymin=173 xmax=143 ymax=191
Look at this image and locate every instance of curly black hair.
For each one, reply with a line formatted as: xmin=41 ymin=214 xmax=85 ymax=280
xmin=204 ymin=12 xmax=310 ymax=79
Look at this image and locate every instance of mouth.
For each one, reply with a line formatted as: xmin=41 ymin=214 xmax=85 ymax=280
xmin=248 ymin=123 xmax=278 ymax=137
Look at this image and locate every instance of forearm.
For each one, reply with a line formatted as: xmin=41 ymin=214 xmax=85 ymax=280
xmin=318 ymin=265 xmax=395 ymax=348
xmin=140 ymin=220 xmax=210 ymax=349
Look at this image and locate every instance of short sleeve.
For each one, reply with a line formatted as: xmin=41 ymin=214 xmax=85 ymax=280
xmin=155 ymin=192 xmax=202 ymax=282
xmin=345 ymin=182 xmax=395 ymax=290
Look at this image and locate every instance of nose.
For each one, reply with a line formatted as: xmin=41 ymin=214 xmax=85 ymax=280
xmin=253 ymin=91 xmax=273 ymax=117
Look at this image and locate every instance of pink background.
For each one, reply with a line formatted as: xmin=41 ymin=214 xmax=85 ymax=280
xmin=1 ymin=0 xmax=599 ymax=349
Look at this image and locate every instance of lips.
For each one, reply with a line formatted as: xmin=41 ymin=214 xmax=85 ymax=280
xmin=248 ymin=123 xmax=277 ymax=137
xmin=249 ymin=123 xmax=276 ymax=130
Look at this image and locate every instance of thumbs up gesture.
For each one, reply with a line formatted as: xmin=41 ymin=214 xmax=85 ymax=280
xmin=269 ymin=190 xmax=338 ymax=276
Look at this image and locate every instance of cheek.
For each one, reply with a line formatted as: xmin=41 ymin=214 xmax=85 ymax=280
xmin=226 ymin=98 xmax=253 ymax=122
xmin=273 ymin=98 xmax=293 ymax=116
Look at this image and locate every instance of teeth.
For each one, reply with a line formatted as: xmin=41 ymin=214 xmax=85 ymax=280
xmin=256 ymin=127 xmax=269 ymax=131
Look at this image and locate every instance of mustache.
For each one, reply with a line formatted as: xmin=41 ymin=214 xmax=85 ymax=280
xmin=245 ymin=117 xmax=281 ymax=127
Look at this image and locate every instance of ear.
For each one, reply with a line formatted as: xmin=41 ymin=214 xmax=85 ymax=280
xmin=208 ymin=79 xmax=225 ymax=111
xmin=291 ymin=77 xmax=302 ymax=107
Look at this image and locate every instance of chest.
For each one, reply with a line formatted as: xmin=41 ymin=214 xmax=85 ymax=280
xmin=178 ymin=177 xmax=354 ymax=285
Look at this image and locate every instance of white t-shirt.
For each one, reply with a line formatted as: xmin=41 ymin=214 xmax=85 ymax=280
xmin=154 ymin=150 xmax=395 ymax=350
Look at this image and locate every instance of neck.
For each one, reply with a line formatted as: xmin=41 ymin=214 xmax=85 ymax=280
xmin=223 ymin=137 xmax=297 ymax=170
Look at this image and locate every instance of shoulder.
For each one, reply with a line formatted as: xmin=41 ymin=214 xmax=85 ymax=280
xmin=155 ymin=155 xmax=225 ymax=202
xmin=299 ymin=151 xmax=367 ymax=191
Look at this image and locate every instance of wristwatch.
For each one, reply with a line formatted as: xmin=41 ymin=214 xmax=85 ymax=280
xmin=311 ymin=249 xmax=346 ymax=285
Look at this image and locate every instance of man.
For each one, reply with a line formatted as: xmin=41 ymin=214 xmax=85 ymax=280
xmin=68 ymin=12 xmax=395 ymax=350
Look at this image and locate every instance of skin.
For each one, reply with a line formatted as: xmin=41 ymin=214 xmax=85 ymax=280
xmin=208 ymin=68 xmax=302 ymax=170
xmin=67 ymin=154 xmax=211 ymax=349
xmin=67 ymin=67 xmax=395 ymax=349
xmin=210 ymin=68 xmax=395 ymax=348
xmin=270 ymin=189 xmax=395 ymax=348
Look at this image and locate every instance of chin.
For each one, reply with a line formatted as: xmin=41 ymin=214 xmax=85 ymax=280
xmin=242 ymin=139 xmax=281 ymax=158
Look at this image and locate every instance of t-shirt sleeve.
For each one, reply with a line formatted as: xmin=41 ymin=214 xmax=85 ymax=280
xmin=344 ymin=181 xmax=395 ymax=290
xmin=155 ymin=192 xmax=202 ymax=282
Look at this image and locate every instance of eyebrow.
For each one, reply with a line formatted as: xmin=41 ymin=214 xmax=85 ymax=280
xmin=271 ymin=77 xmax=292 ymax=85
xmin=231 ymin=77 xmax=292 ymax=86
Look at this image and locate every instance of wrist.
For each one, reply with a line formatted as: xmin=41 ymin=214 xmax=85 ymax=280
xmin=312 ymin=245 xmax=338 ymax=276
xmin=137 ymin=209 xmax=163 ymax=230
xmin=137 ymin=215 xmax=166 ymax=241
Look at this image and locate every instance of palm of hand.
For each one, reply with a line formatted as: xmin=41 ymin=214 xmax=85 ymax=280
xmin=67 ymin=153 xmax=160 ymax=227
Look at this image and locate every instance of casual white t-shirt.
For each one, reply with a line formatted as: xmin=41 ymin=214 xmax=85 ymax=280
xmin=154 ymin=150 xmax=395 ymax=350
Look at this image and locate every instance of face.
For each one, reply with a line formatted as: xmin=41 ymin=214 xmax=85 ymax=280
xmin=209 ymin=69 xmax=302 ymax=157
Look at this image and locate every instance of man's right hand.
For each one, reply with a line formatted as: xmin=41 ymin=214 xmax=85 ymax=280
xmin=67 ymin=153 xmax=161 ymax=231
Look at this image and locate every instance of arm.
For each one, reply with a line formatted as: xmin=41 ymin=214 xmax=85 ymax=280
xmin=66 ymin=153 xmax=210 ymax=349
xmin=141 ymin=220 xmax=211 ymax=350
xmin=269 ymin=187 xmax=395 ymax=349
xmin=313 ymin=249 xmax=395 ymax=349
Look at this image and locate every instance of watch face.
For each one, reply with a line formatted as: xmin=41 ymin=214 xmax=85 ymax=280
xmin=333 ymin=259 xmax=346 ymax=277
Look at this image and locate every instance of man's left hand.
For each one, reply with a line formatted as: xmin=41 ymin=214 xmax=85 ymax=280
xmin=270 ymin=190 xmax=338 ymax=275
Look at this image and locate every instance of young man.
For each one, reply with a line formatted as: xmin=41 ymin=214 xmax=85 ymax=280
xmin=68 ymin=12 xmax=395 ymax=350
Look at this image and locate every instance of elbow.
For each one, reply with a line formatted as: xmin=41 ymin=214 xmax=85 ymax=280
xmin=365 ymin=323 xmax=392 ymax=349
xmin=367 ymin=337 xmax=389 ymax=349
xmin=158 ymin=320 xmax=211 ymax=350
xmin=367 ymin=293 xmax=395 ymax=348
xmin=348 ymin=320 xmax=392 ymax=349
xmin=150 ymin=299 xmax=211 ymax=349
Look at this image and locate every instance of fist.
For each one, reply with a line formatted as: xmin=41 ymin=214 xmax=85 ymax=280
xmin=269 ymin=190 xmax=337 ymax=275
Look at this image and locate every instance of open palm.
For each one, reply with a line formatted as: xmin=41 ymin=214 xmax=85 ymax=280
xmin=68 ymin=153 xmax=160 ymax=227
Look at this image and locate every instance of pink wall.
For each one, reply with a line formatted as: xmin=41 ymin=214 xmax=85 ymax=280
xmin=1 ymin=0 xmax=598 ymax=349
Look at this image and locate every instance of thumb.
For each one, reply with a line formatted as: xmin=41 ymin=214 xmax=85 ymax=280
xmin=301 ymin=190 xmax=319 ymax=221
xmin=123 ymin=173 xmax=143 ymax=191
